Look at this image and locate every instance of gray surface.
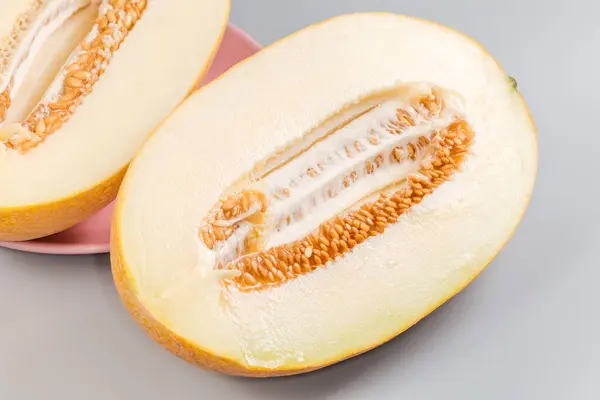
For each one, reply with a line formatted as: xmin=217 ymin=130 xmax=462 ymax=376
xmin=1 ymin=0 xmax=598 ymax=398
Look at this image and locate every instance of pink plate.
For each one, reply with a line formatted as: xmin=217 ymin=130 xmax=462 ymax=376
xmin=0 ymin=24 xmax=262 ymax=255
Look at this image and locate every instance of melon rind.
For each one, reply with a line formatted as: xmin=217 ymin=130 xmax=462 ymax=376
xmin=111 ymin=13 xmax=538 ymax=377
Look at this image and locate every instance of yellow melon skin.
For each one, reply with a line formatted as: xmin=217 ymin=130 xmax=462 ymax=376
xmin=111 ymin=13 xmax=537 ymax=377
xmin=0 ymin=0 xmax=230 ymax=242
xmin=0 ymin=166 xmax=126 ymax=241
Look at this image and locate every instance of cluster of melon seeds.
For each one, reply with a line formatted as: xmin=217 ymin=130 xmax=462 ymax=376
xmin=0 ymin=89 xmax=10 ymax=122
xmin=198 ymin=85 xmax=475 ymax=290
xmin=199 ymin=189 xmax=268 ymax=250
xmin=0 ymin=0 xmax=148 ymax=152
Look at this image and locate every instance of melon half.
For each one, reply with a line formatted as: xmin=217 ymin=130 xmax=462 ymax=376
xmin=111 ymin=13 xmax=538 ymax=377
xmin=0 ymin=0 xmax=230 ymax=241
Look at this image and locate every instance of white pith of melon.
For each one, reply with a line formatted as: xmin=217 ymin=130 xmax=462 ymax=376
xmin=111 ymin=13 xmax=538 ymax=376
xmin=0 ymin=0 xmax=230 ymax=241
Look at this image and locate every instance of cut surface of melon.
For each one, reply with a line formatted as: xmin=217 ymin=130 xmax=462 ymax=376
xmin=111 ymin=13 xmax=537 ymax=377
xmin=0 ymin=0 xmax=230 ymax=241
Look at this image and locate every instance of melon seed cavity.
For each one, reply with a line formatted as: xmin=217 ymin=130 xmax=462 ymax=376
xmin=198 ymin=83 xmax=475 ymax=291
xmin=0 ymin=0 xmax=148 ymax=152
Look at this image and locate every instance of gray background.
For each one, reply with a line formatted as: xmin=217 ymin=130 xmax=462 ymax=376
xmin=1 ymin=0 xmax=598 ymax=399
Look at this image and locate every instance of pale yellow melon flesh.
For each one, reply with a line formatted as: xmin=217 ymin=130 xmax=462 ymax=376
xmin=111 ymin=13 xmax=538 ymax=377
xmin=0 ymin=0 xmax=230 ymax=241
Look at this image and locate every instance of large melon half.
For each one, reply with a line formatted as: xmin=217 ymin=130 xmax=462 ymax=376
xmin=111 ymin=13 xmax=537 ymax=377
